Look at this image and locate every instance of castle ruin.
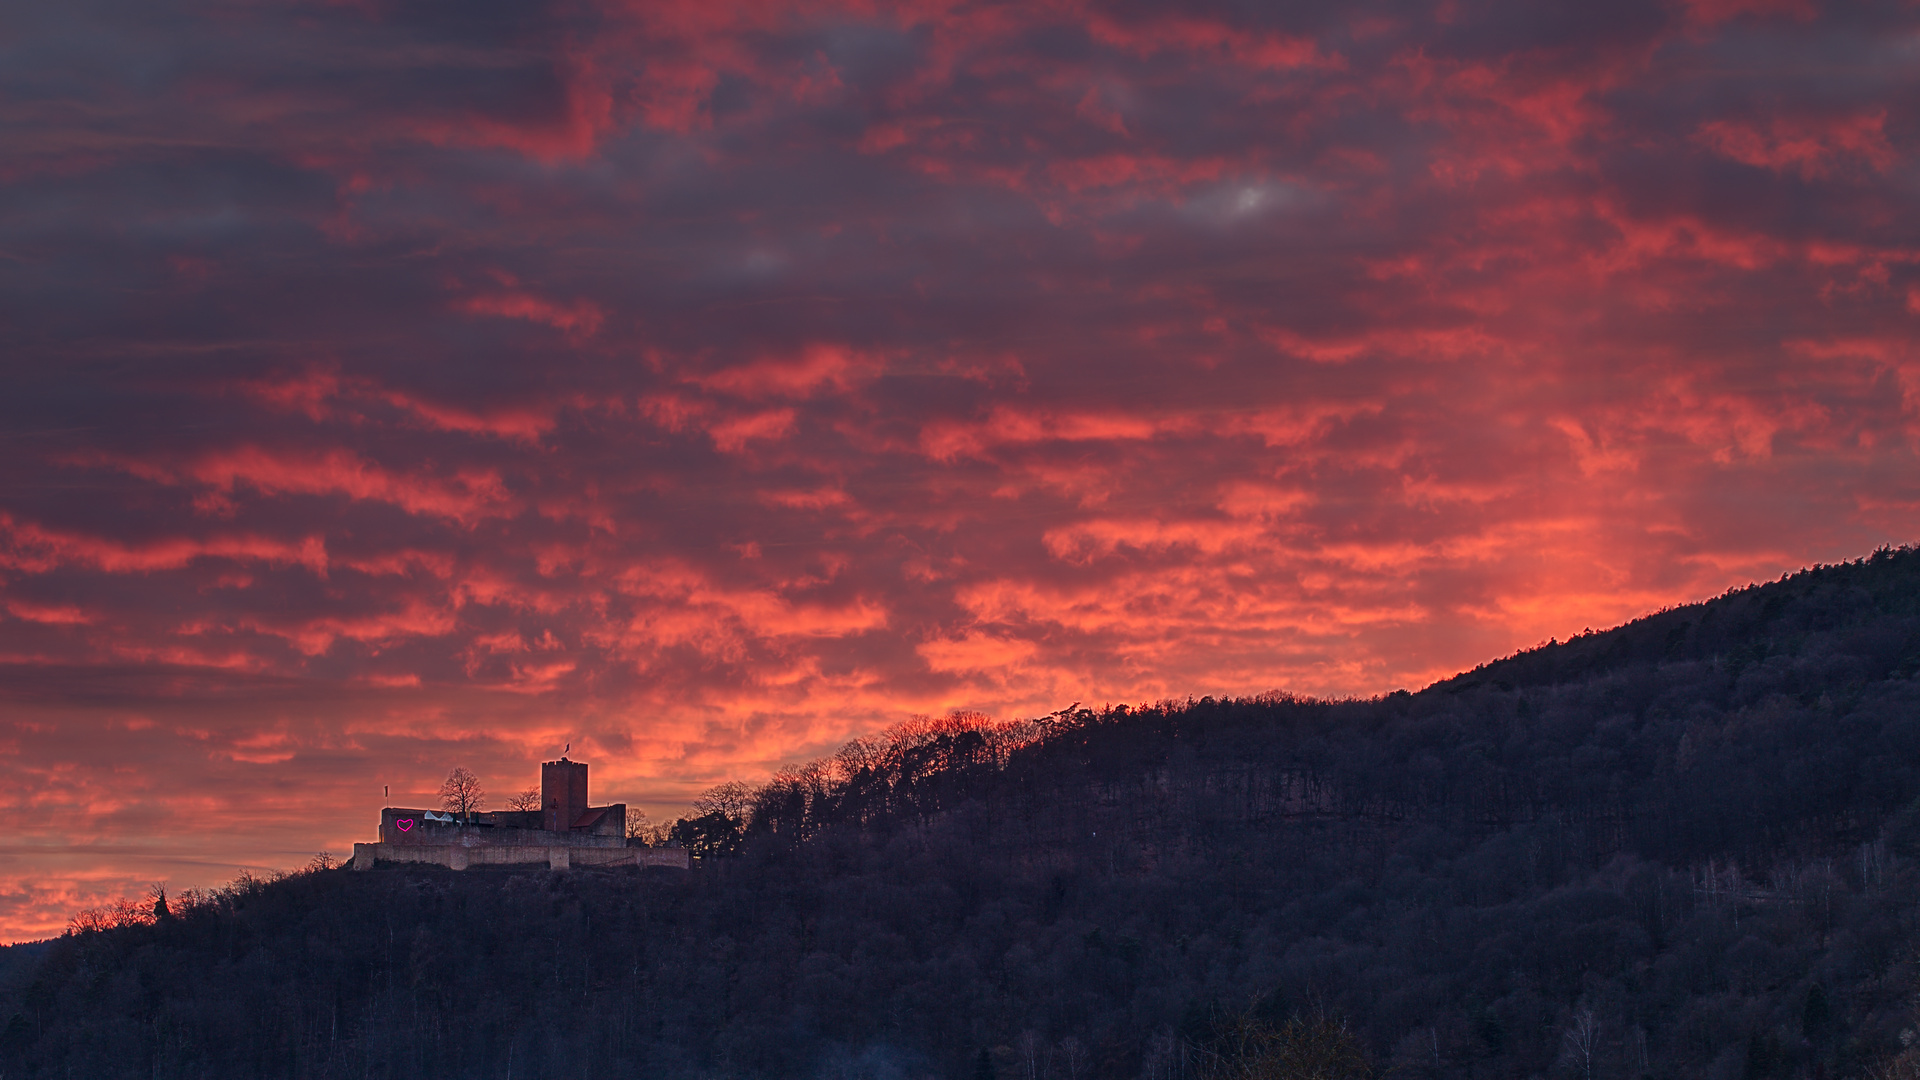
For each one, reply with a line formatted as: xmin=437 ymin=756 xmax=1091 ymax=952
xmin=351 ymin=758 xmax=689 ymax=871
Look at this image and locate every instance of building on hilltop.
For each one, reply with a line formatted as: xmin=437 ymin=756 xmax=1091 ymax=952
xmin=351 ymin=757 xmax=689 ymax=871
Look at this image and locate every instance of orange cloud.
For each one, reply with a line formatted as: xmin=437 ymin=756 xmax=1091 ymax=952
xmin=0 ymin=514 xmax=330 ymax=574
xmin=82 ymin=448 xmax=515 ymax=524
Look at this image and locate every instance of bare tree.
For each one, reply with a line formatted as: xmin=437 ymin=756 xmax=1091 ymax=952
xmin=626 ymin=808 xmax=673 ymax=846
xmin=1561 ymin=1008 xmax=1600 ymax=1080
xmin=1141 ymin=1030 xmax=1181 ymax=1080
xmin=1869 ymin=1042 xmax=1920 ymax=1080
xmin=1191 ymin=1008 xmax=1372 ymax=1080
xmin=439 ymin=767 xmax=485 ymax=818
xmin=1014 ymin=1031 xmax=1044 ymax=1080
xmin=1057 ymin=1036 xmax=1088 ymax=1080
xmin=692 ymin=780 xmax=756 ymax=823
xmin=832 ymin=736 xmax=884 ymax=782
xmin=1867 ymin=1001 xmax=1920 ymax=1080
xmin=506 ymin=786 xmax=541 ymax=812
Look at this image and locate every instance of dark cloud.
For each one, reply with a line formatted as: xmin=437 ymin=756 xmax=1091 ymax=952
xmin=0 ymin=0 xmax=1915 ymax=938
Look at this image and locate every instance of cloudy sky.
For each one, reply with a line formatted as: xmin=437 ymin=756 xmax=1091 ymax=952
xmin=2 ymin=0 xmax=1916 ymax=939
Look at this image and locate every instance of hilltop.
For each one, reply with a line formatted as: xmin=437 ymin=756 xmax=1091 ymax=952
xmin=8 ymin=548 xmax=1920 ymax=1079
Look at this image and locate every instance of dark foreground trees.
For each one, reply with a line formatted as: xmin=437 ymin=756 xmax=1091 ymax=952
xmin=11 ymin=548 xmax=1920 ymax=1078
xmin=1189 ymin=1010 xmax=1371 ymax=1080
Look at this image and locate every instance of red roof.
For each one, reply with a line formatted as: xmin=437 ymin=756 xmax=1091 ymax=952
xmin=571 ymin=808 xmax=607 ymax=830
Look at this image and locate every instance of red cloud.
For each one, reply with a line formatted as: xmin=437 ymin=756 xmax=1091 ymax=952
xmin=456 ymin=292 xmax=606 ymax=338
xmin=1084 ymin=12 xmax=1339 ymax=71
xmin=708 ymin=409 xmax=799 ymax=452
xmin=238 ymin=367 xmax=555 ymax=441
xmin=76 ymin=448 xmax=514 ymax=524
xmin=2 ymin=0 xmax=1918 ymax=941
xmin=696 ymin=344 xmax=884 ymax=399
xmin=0 ymin=514 xmax=330 ymax=574
xmin=1696 ymin=111 xmax=1895 ymax=179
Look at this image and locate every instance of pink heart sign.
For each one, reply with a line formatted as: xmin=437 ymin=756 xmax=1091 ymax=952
xmin=395 ymin=818 xmax=414 ymax=832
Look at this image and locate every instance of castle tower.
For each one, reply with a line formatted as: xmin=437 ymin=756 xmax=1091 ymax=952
xmin=542 ymin=758 xmax=589 ymax=832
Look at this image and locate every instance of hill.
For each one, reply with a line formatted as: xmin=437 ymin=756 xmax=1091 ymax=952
xmin=9 ymin=548 xmax=1920 ymax=1079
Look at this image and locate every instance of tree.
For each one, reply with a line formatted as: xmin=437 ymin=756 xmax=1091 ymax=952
xmin=1142 ymin=1031 xmax=1183 ymax=1080
xmin=626 ymin=808 xmax=671 ymax=846
xmin=1561 ymin=1008 xmax=1600 ymax=1080
xmin=834 ymin=736 xmax=885 ymax=782
xmin=1870 ymin=1043 xmax=1920 ymax=1080
xmin=1014 ymin=1031 xmax=1044 ymax=1080
xmin=1275 ymin=1016 xmax=1373 ymax=1080
xmin=668 ymin=811 xmax=745 ymax=857
xmin=692 ymin=780 xmax=756 ymax=823
xmin=1804 ymin=984 xmax=1832 ymax=1044
xmin=1192 ymin=1009 xmax=1372 ymax=1080
xmin=506 ymin=786 xmax=541 ymax=812
xmin=1056 ymin=1036 xmax=1088 ymax=1080
xmin=439 ymin=767 xmax=485 ymax=818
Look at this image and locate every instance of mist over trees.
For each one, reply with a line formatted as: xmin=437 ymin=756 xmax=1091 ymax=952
xmin=10 ymin=548 xmax=1920 ymax=1079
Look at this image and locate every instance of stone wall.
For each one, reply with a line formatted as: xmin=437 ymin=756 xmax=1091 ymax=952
xmin=379 ymin=808 xmax=628 ymax=847
xmin=351 ymin=841 xmax=690 ymax=872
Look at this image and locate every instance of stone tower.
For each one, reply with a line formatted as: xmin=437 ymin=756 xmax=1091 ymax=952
xmin=542 ymin=758 xmax=589 ymax=832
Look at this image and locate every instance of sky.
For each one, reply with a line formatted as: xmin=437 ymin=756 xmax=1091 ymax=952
xmin=1 ymin=0 xmax=1917 ymax=941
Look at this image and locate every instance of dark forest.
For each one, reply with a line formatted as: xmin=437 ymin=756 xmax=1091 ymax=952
xmin=11 ymin=548 xmax=1920 ymax=1079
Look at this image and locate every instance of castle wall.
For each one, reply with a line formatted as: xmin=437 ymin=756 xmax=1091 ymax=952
xmin=379 ymin=807 xmax=628 ymax=847
xmin=350 ymin=842 xmax=689 ymax=872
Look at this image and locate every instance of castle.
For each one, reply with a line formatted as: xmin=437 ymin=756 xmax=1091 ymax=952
xmin=351 ymin=758 xmax=690 ymax=871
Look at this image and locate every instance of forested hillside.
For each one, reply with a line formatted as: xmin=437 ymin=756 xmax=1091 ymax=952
xmin=10 ymin=549 xmax=1920 ymax=1080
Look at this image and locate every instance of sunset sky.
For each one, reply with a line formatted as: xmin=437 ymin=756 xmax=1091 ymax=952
xmin=2 ymin=0 xmax=1917 ymax=940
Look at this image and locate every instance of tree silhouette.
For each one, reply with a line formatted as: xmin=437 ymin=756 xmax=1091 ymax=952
xmin=438 ymin=766 xmax=484 ymax=818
